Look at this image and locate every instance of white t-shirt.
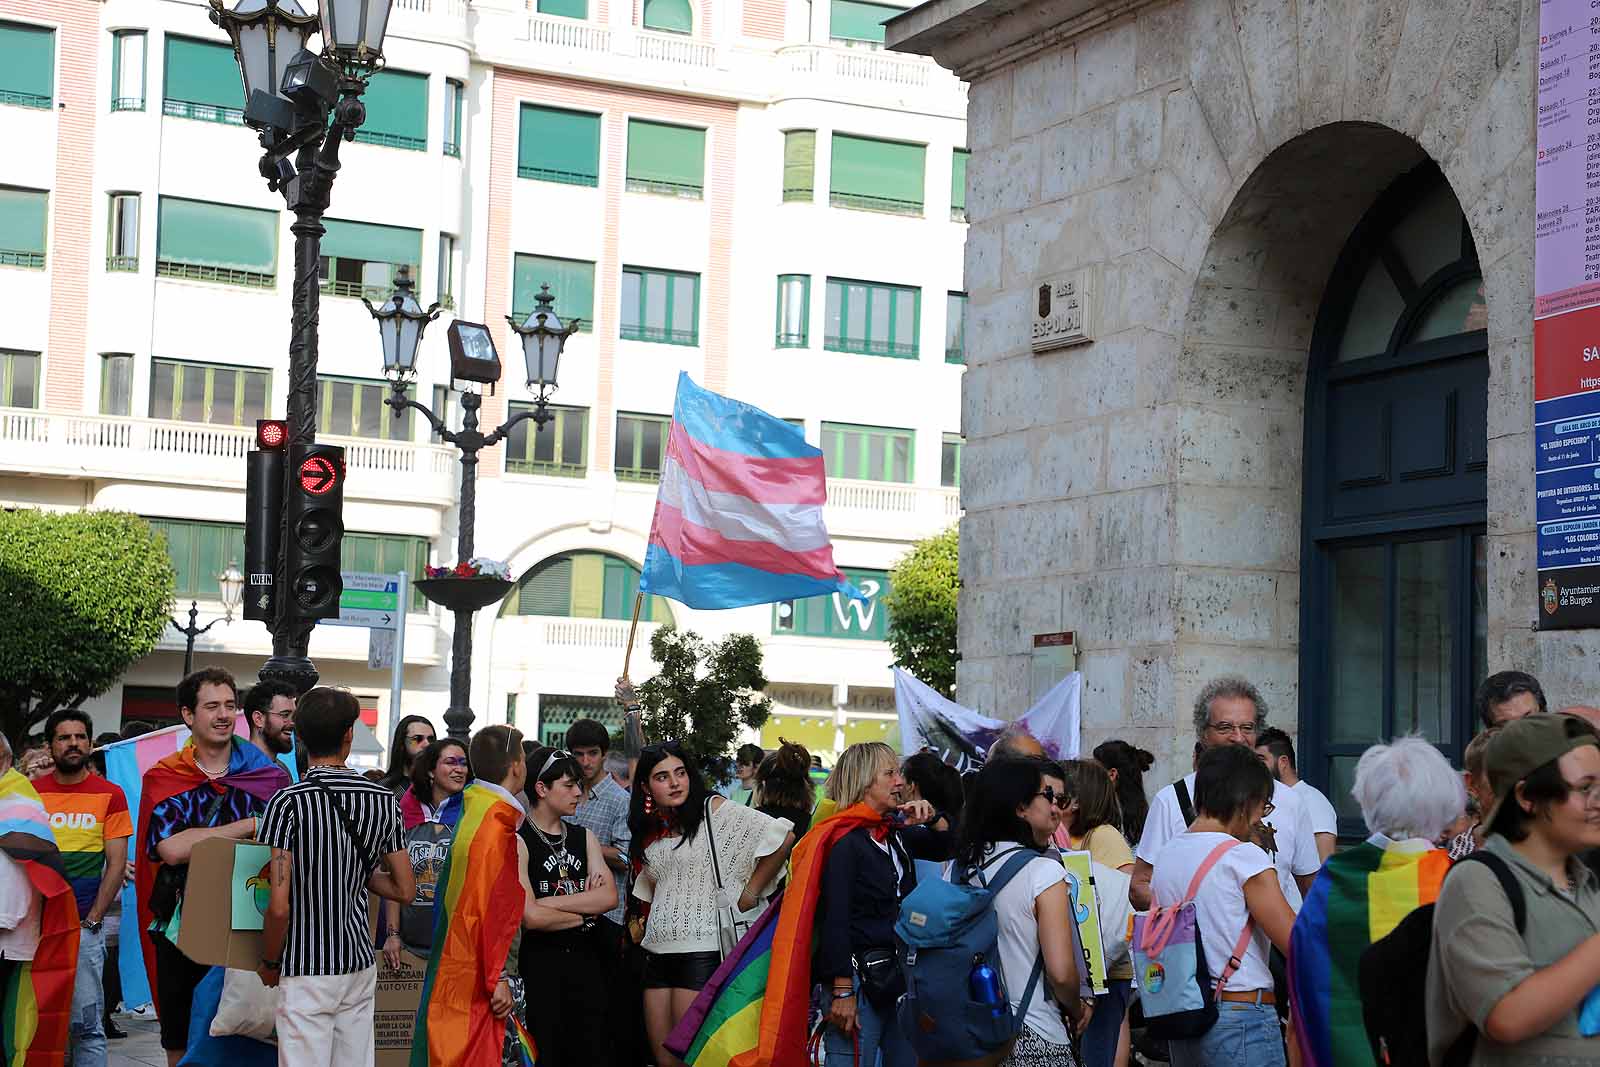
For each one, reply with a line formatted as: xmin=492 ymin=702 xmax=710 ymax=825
xmin=1136 ymin=773 xmax=1318 ymax=910
xmin=1149 ymin=832 xmax=1274 ymax=993
xmin=1292 ymin=779 xmax=1339 ymax=837
xmin=965 ymin=844 xmax=1082 ymax=1047
xmin=0 ymin=852 xmax=41 ymax=961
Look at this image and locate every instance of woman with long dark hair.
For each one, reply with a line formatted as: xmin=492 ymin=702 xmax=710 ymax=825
xmin=627 ymin=742 xmax=794 ymax=1067
xmin=1093 ymin=739 xmax=1153 ymax=842
xmin=1060 ymin=760 xmax=1136 ymax=1067
xmin=382 ymin=738 xmax=470 ymax=965
xmin=381 ymin=714 xmax=437 ymax=796
xmin=754 ymin=740 xmax=815 ymax=837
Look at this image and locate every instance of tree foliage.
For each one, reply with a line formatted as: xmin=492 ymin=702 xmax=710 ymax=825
xmin=884 ymin=524 xmax=959 ymax=697
xmin=0 ymin=510 xmax=175 ymax=746
xmin=636 ymin=628 xmax=772 ymax=782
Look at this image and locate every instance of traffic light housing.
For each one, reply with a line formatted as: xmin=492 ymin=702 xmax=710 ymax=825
xmin=283 ymin=442 xmax=346 ymax=622
xmin=243 ymin=448 xmax=284 ymax=622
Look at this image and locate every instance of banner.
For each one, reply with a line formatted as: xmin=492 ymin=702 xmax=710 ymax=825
xmin=893 ymin=667 xmax=1081 ymax=769
xmin=1062 ymin=851 xmax=1108 ymax=994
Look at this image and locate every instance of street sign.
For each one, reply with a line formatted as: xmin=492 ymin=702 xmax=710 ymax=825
xmin=368 ymin=628 xmax=395 ymax=670
xmin=297 ymin=454 xmax=339 ymax=495
xmin=324 ymin=571 xmax=400 ymax=629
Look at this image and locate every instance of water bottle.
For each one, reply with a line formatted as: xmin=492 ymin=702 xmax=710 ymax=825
xmin=969 ymin=953 xmax=1005 ymax=1017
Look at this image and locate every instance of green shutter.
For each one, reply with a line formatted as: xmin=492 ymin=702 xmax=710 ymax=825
xmin=163 ymin=37 xmax=240 ymax=111
xmin=157 ymin=197 xmax=278 ymax=273
xmin=537 ymin=0 xmax=589 ymax=17
xmin=626 ymin=120 xmax=705 ymax=195
xmin=0 ymin=188 xmax=47 ymax=263
xmin=518 ymin=105 xmax=601 ymax=186
xmin=322 ymin=219 xmax=422 ymax=269
xmin=830 ymin=134 xmax=925 ymax=215
xmin=951 ymin=149 xmax=968 ymax=218
xmin=357 ymin=70 xmax=427 ymax=150
xmin=0 ymin=21 xmax=54 ymax=107
xmin=822 ymin=422 xmax=914 ymax=483
xmin=513 ymin=254 xmax=595 ymax=328
xmin=150 ymin=519 xmax=245 ymax=599
xmin=517 ymin=558 xmax=573 ymax=616
xmin=782 ymin=131 xmax=814 ymax=201
xmin=642 ymin=0 xmax=693 ymax=33
xmin=829 ymin=0 xmax=904 ymax=42
xmin=945 ymin=291 xmax=966 ymax=362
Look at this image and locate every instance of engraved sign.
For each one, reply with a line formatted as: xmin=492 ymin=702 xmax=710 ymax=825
xmin=1031 ymin=270 xmax=1094 ymax=352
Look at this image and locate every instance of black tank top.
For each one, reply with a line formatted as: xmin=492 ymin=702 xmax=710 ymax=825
xmin=519 ymin=820 xmax=596 ymax=950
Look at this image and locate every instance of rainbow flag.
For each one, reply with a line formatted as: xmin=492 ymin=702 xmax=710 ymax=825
xmin=665 ymin=803 xmax=886 ymax=1067
xmin=640 ymin=372 xmax=862 ymax=609
xmin=0 ymin=768 xmax=80 ymax=1067
xmin=509 ymin=1017 xmax=537 ymax=1066
xmin=410 ymin=783 xmax=528 ymax=1067
xmin=1288 ymin=839 xmax=1451 ymax=1067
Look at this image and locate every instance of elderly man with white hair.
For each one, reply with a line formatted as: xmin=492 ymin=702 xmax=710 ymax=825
xmin=1286 ymin=736 xmax=1466 ymax=1064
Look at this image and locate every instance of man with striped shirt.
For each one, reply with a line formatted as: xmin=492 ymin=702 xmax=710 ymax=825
xmin=256 ymin=689 xmax=413 ymax=1067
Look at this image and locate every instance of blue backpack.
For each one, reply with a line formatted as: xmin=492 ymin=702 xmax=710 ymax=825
xmin=894 ymin=847 xmax=1046 ymax=1065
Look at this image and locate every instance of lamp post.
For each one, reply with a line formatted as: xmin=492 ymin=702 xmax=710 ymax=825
xmin=171 ymin=562 xmax=247 ymax=678
xmin=209 ymin=0 xmax=396 ymax=695
xmin=371 ymin=276 xmax=580 ymax=738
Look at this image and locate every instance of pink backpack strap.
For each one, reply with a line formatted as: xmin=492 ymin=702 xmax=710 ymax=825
xmin=1182 ymin=840 xmax=1241 ymax=902
xmin=1139 ymin=840 xmax=1241 ymax=958
xmin=1213 ymin=917 xmax=1258 ymax=995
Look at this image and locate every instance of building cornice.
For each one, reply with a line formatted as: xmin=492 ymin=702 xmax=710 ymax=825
xmin=885 ymin=0 xmax=1163 ymax=81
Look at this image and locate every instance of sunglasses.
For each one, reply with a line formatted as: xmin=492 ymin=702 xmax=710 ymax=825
xmin=539 ymin=749 xmax=572 ymax=780
xmin=1037 ymin=786 xmax=1073 ymax=810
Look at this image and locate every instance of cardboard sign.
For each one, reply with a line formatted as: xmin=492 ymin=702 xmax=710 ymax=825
xmin=1062 ymin=850 xmax=1108 ymax=994
xmin=230 ymin=843 xmax=273 ymax=932
xmin=179 ymin=837 xmax=268 ymax=970
xmin=375 ymin=949 xmax=428 ymax=1067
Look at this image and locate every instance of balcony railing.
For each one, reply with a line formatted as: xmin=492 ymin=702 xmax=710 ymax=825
xmin=156 ymin=260 xmax=275 ymax=289
xmin=321 ymin=278 xmax=391 ymax=301
xmin=352 ymin=128 xmax=427 ymax=151
xmin=528 ymin=13 xmax=613 ymax=52
xmin=107 ymin=255 xmax=139 ymax=273
xmin=825 ymin=478 xmax=961 ymax=530
xmin=0 ymin=89 xmax=51 ymax=109
xmin=507 ymin=458 xmax=586 ymax=478
xmin=163 ymin=97 xmax=244 ymax=125
xmin=518 ymin=164 xmax=599 ymax=187
xmin=615 ymin=465 xmax=663 ymax=483
xmin=624 ymin=177 xmax=703 ymax=199
xmin=824 ymin=335 xmax=918 ymax=359
xmin=112 ymin=96 xmax=144 ymax=112
xmin=782 ymin=186 xmax=813 ymax=203
xmin=0 ymin=250 xmax=44 ymax=269
xmin=620 ymin=324 xmax=698 ymax=346
xmin=828 ymin=191 xmax=923 ymax=217
xmin=776 ymin=331 xmax=808 ymax=348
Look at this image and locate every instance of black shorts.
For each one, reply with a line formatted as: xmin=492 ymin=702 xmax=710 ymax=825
xmin=641 ymin=949 xmax=721 ymax=990
xmin=152 ymin=933 xmax=211 ymax=1051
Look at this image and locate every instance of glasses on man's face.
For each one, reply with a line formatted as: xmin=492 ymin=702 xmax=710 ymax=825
xmin=1036 ymin=786 xmax=1072 ymax=810
xmin=1208 ymin=720 xmax=1257 ymax=739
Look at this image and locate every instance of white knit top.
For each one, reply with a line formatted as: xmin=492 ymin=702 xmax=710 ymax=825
xmin=633 ymin=798 xmax=792 ymax=954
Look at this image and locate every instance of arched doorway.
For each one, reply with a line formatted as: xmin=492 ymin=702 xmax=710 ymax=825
xmin=1300 ymin=163 xmax=1489 ymax=830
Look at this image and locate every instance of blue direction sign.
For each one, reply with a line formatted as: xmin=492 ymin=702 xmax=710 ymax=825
xmin=323 ymin=571 xmax=400 ymax=629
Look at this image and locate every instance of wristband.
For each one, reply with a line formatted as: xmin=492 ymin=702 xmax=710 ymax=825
xmin=831 ymin=990 xmax=855 ymax=1001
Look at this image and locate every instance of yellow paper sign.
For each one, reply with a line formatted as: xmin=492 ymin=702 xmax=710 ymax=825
xmin=1062 ymin=850 xmax=1107 ymax=994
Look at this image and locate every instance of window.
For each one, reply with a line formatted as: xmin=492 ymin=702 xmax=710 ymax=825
xmin=615 ymin=412 xmax=670 ymax=481
xmin=318 ymin=218 xmax=422 ymax=300
xmin=621 ymin=267 xmax=699 ymax=345
xmin=822 ymin=422 xmax=913 ymax=482
xmin=148 ymin=359 xmax=270 ymax=425
xmin=353 ymin=69 xmax=427 ymax=151
xmin=156 ymin=196 xmax=278 ymax=287
xmin=518 ymin=105 xmax=601 ymax=187
xmin=100 ymin=353 xmax=133 ymax=415
xmin=824 ymin=277 xmax=919 ymax=358
xmin=773 ymin=567 xmax=891 ymax=639
xmin=830 ymin=134 xmax=924 ymax=216
xmin=829 ymin=0 xmax=905 ymax=43
xmin=941 ymin=433 xmax=962 ymax=487
xmin=443 ymin=78 xmax=463 ymax=157
xmin=0 ymin=187 xmax=47 ymax=269
xmin=945 ymin=291 xmax=967 ymax=363
xmin=502 ymin=551 xmax=666 ymax=620
xmin=0 ymin=21 xmax=54 ymax=109
xmin=513 ymin=254 xmax=595 ymax=331
xmin=162 ymin=36 xmax=242 ymax=124
xmin=642 ymin=0 xmax=693 ymax=33
xmin=782 ymin=130 xmax=814 ymax=202
xmin=147 ymin=519 xmax=245 ymax=600
xmin=430 ymin=385 xmax=461 ymax=440
xmin=342 ymin=532 xmax=430 ymax=610
xmin=538 ymin=0 xmax=589 ymax=17
xmin=112 ymin=31 xmax=146 ymax=111
xmin=776 ymin=275 xmax=809 ymax=348
xmin=437 ymin=234 xmax=456 ymax=310
xmin=0 ymin=350 xmax=39 ymax=409
xmin=317 ymin=375 xmax=414 ymax=440
xmin=625 ymin=119 xmax=706 ymax=199
xmin=951 ymin=148 xmax=968 ymax=222
xmin=108 ymin=193 xmax=139 ymax=272
xmin=506 ymin=404 xmax=588 ymax=476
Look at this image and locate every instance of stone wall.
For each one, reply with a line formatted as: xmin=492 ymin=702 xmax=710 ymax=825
xmin=948 ymin=0 xmax=1549 ymax=786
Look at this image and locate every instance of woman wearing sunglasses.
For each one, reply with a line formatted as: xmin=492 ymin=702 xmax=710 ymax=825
xmin=383 ymin=738 xmax=471 ymax=965
xmin=628 ymin=741 xmax=795 ymax=1067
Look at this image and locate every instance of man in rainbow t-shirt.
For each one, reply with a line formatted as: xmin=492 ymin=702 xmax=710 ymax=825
xmin=32 ymin=708 xmax=132 ymax=1067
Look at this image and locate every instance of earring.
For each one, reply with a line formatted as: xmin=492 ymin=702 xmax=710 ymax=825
xmin=643 ymin=794 xmax=654 ymax=815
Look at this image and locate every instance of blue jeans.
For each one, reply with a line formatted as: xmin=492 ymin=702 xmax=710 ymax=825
xmin=824 ymin=975 xmax=914 ymax=1067
xmin=1168 ymin=1001 xmax=1284 ymax=1067
xmin=69 ymin=924 xmax=107 ymax=1067
xmin=1080 ymin=978 xmax=1131 ymax=1067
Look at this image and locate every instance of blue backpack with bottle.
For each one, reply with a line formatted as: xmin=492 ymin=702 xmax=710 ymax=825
xmin=894 ymin=847 xmax=1047 ymax=1065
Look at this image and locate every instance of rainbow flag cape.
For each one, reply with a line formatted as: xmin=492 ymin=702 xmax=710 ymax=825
xmin=665 ymin=803 xmax=886 ymax=1067
xmin=410 ymin=783 xmax=528 ymax=1067
xmin=1288 ymin=839 xmax=1451 ymax=1067
xmin=0 ymin=768 xmax=80 ymax=1067
xmin=133 ymin=737 xmax=290 ymax=1014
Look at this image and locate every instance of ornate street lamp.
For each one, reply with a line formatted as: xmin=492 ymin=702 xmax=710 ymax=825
xmin=171 ymin=561 xmax=248 ymax=678
xmin=209 ymin=0 xmax=396 ymax=695
xmin=377 ymin=282 xmax=581 ymax=738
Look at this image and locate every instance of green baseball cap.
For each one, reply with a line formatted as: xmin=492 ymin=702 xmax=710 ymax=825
xmin=1482 ymin=713 xmax=1600 ymax=830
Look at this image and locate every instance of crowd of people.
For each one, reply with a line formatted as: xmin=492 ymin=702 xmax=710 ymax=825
xmin=5 ymin=664 xmax=1600 ymax=1067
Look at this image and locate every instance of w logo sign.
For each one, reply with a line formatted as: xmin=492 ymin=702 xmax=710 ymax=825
xmin=832 ymin=579 xmax=882 ymax=631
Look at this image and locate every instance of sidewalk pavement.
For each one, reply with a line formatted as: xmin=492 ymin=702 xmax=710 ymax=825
xmin=107 ymin=1012 xmax=167 ymax=1067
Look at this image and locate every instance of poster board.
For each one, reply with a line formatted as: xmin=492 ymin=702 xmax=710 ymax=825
xmin=178 ymin=837 xmax=268 ymax=970
xmin=1062 ymin=850 xmax=1108 ymax=994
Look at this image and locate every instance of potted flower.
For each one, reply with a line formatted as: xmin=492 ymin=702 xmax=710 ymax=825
xmin=415 ymin=557 xmax=515 ymax=613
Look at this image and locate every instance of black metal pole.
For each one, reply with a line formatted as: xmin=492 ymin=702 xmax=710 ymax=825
xmin=183 ymin=602 xmax=199 ymax=677
xmin=442 ymin=391 xmax=482 ymax=740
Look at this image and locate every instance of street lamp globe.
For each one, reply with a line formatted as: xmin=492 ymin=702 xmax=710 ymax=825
xmin=217 ymin=560 xmax=246 ymax=622
xmin=208 ymin=0 xmax=318 ymax=128
xmin=366 ymin=266 xmax=440 ymax=383
xmin=508 ymin=284 xmax=580 ymax=396
xmin=320 ymin=0 xmax=396 ymax=70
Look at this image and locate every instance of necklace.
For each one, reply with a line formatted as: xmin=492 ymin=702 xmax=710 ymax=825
xmin=529 ymin=818 xmax=573 ymax=881
xmin=196 ymin=752 xmax=228 ymax=779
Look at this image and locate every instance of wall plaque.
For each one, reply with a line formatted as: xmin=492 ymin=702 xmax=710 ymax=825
xmin=1031 ymin=270 xmax=1094 ymax=352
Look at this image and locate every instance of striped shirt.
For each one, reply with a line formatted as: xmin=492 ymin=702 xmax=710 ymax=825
xmin=258 ymin=766 xmax=404 ymax=977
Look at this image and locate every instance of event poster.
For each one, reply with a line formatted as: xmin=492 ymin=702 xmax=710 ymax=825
xmin=230 ymin=842 xmax=273 ymax=931
xmin=1062 ymin=851 xmax=1108 ymax=995
xmin=1535 ymin=0 xmax=1600 ymax=627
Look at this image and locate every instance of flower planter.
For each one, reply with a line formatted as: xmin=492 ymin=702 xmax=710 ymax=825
xmin=414 ymin=575 xmax=515 ymax=613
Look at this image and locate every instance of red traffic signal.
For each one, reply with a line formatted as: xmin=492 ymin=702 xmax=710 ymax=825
xmin=256 ymin=419 xmax=290 ymax=450
xmin=296 ymin=453 xmax=341 ymax=496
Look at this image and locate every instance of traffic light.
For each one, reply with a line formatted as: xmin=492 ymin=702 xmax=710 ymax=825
xmin=282 ymin=442 xmax=346 ymax=622
xmin=243 ymin=420 xmax=290 ymax=623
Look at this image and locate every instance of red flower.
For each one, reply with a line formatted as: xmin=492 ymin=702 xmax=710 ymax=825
xmin=453 ymin=561 xmax=474 ymax=577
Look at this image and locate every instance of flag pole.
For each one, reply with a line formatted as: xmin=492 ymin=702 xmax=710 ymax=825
xmin=622 ymin=591 xmax=644 ymax=681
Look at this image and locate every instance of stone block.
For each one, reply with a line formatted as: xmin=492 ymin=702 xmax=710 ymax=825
xmin=1174 ymin=642 xmax=1302 ymax=732
xmin=1106 ymin=403 xmax=1177 ymax=491
xmin=1184 ymin=0 xmax=1265 ymax=176
xmin=1464 ymin=162 xmax=1532 ymax=283
xmin=964 ymin=220 xmax=1003 ymax=296
xmin=1128 ymin=648 xmax=1177 ymax=728
xmin=1272 ymin=291 xmax=1319 ymax=349
xmin=1150 ymin=169 xmax=1211 ymax=275
xmin=1133 ymin=328 xmax=1186 ymax=409
xmin=1076 ymin=17 xmax=1138 ymax=115
xmin=1090 ymin=486 xmax=1175 ymax=568
xmin=969 ymin=134 xmax=1042 ymax=222
xmin=1040 ymin=106 xmax=1117 ymax=202
xmin=1052 ymin=327 xmax=1142 ymax=421
xmin=957 ymin=507 xmax=995 ymax=586
xmin=1275 ymin=571 xmax=1300 ymax=645
xmin=1484 ymin=530 xmax=1536 ymax=638
xmin=1172 ymin=485 xmax=1300 ymax=570
xmin=968 ymin=288 xmax=1031 ymax=366
xmin=1161 ymin=88 xmax=1233 ymax=221
xmin=1012 ymin=46 xmax=1075 ymax=138
xmin=1297 ymin=0 xmax=1352 ymax=128
xmin=955 ymin=656 xmax=997 ymax=719
xmin=1379 ymin=0 xmax=1472 ymax=135
xmin=995 ymin=652 xmax=1038 ymax=718
xmin=1024 ymin=177 xmax=1153 ymax=283
xmin=1175 ymin=567 xmax=1281 ymax=644
xmin=1530 ymin=628 xmax=1600 ymax=710
xmin=1485 ymin=432 xmax=1535 ymax=537
xmin=1176 ymin=404 xmax=1301 ymax=490
xmin=1174 ymin=341 xmax=1307 ymax=413
xmin=1078 ymin=648 xmax=1131 ymax=729
xmin=993 ymin=499 xmax=1096 ymax=579
xmin=1342 ymin=0 xmax=1406 ymax=120
xmin=1482 ymin=244 xmax=1533 ymax=348
xmin=960 ymin=427 xmax=1035 ymax=509
xmin=1442 ymin=45 xmax=1531 ymax=210
xmin=1486 ymin=334 xmax=1530 ymax=443
xmin=1098 ymin=249 xmax=1189 ymax=336
xmin=967 ymin=70 xmax=1014 ymax=152
xmin=1062 ymin=566 xmax=1179 ymax=645
xmin=983 ymin=351 xmax=1052 ymax=437
xmin=1115 ymin=92 xmax=1165 ymax=175
xmin=1137 ymin=1 xmax=1185 ymax=90
xmin=1184 ymin=283 xmax=1280 ymax=346
xmin=1034 ymin=420 xmax=1110 ymax=501
xmin=1415 ymin=0 xmax=1521 ymax=164
xmin=1232 ymin=0 xmax=1303 ymax=148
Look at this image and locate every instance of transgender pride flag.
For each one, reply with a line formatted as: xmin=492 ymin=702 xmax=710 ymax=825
xmin=640 ymin=373 xmax=862 ymax=609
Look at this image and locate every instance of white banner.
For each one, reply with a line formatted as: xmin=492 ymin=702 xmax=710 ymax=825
xmin=893 ymin=667 xmax=1081 ymax=769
